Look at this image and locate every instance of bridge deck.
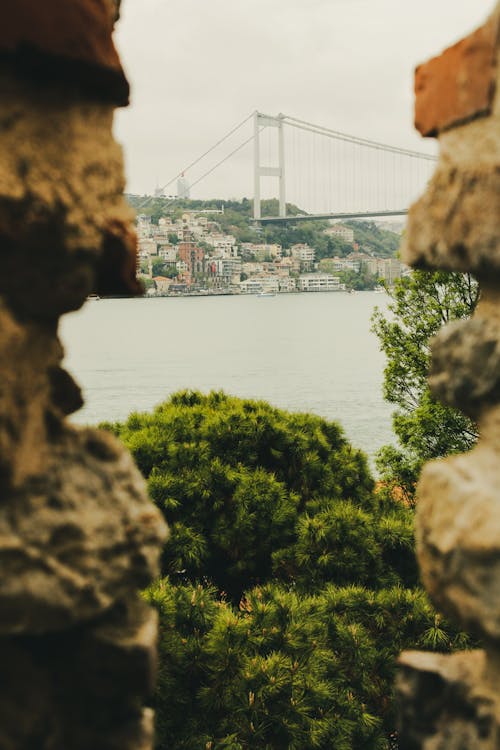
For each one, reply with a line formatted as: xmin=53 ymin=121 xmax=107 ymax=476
xmin=253 ymin=209 xmax=408 ymax=223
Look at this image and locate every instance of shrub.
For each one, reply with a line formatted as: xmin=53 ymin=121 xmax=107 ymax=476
xmin=147 ymin=580 xmax=463 ymax=750
xmin=105 ymin=391 xmax=416 ymax=599
xmin=103 ymin=392 xmax=465 ymax=749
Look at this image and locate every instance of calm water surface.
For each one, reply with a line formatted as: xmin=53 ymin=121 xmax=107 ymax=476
xmin=60 ymin=292 xmax=394 ymax=461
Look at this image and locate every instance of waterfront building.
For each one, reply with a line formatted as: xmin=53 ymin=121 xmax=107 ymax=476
xmin=153 ymin=276 xmax=173 ymax=293
xmin=298 ymin=273 xmax=344 ymax=292
xmin=240 ymin=275 xmax=280 ymax=294
xmin=278 ymin=277 xmax=297 ymax=292
xmin=207 ymin=257 xmax=242 ymax=285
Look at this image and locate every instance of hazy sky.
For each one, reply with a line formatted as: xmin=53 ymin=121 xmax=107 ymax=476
xmin=114 ymin=0 xmax=495 ymax=199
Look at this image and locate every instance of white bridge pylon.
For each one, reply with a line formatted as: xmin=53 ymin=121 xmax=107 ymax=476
xmin=253 ymin=112 xmax=286 ymax=220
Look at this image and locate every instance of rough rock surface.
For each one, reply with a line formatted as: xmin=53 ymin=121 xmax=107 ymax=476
xmin=414 ymin=11 xmax=499 ymax=137
xmin=429 ymin=317 xmax=500 ymax=417
xmin=397 ymin=651 xmax=500 ymax=749
xmin=404 ymin=5 xmax=500 ymax=274
xmin=397 ymin=3 xmax=500 ymax=747
xmin=0 ymin=1 xmax=129 ymax=104
xmin=0 ymin=3 xmax=167 ymax=749
xmin=0 ymin=428 xmax=165 ymax=634
xmin=416 ymin=443 xmax=500 ymax=641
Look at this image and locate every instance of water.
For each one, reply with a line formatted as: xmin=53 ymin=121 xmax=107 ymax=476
xmin=60 ymin=292 xmax=394 ymax=461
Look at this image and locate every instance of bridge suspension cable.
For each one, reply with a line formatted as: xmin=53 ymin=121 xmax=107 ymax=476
xmin=136 ymin=111 xmax=255 ymax=210
xmin=281 ymin=113 xmax=437 ymax=161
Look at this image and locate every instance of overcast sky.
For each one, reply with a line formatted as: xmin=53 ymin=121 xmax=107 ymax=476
xmin=114 ymin=0 xmax=495 ymax=200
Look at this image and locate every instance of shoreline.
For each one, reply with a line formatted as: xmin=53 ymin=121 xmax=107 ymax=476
xmin=92 ymin=289 xmax=384 ymax=301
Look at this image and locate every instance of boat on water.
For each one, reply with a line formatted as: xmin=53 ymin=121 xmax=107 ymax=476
xmin=256 ymin=292 xmax=276 ymax=298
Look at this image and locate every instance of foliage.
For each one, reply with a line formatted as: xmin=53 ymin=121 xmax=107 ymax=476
xmin=103 ymin=391 xmax=470 ymax=749
xmin=372 ymin=270 xmax=479 ymax=502
xmin=147 ymin=579 xmax=466 ymax=750
xmin=151 ymin=258 xmax=178 ymax=277
xmin=104 ymin=391 xmax=421 ymax=600
xmin=138 ymin=274 xmax=155 ymax=290
xmin=337 ymin=265 xmax=379 ymax=291
xmin=345 ymin=221 xmax=400 ymax=258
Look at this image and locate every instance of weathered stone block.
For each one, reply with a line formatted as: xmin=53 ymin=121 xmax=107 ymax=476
xmin=429 ymin=317 xmax=500 ymax=417
xmin=415 ymin=11 xmax=499 ymax=137
xmin=402 ymin=160 xmax=500 ymax=274
xmin=397 ymin=650 xmax=500 ymax=749
xmin=0 ymin=428 xmax=168 ymax=634
xmin=0 ymin=621 xmax=157 ymax=749
xmin=0 ymin=301 xmax=62 ymax=485
xmin=0 ymin=72 xmax=140 ymax=310
xmin=1 ymin=1 xmax=129 ymax=104
xmin=416 ymin=445 xmax=500 ymax=641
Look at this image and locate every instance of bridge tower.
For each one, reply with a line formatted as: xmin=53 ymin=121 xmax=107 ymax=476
xmin=253 ymin=112 xmax=286 ymax=221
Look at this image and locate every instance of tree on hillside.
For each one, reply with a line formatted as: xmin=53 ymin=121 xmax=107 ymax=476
xmin=372 ymin=270 xmax=479 ymax=503
xmin=346 ymin=221 xmax=400 ymax=257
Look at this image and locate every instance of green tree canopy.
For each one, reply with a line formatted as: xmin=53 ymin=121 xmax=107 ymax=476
xmin=103 ymin=392 xmax=469 ymax=749
xmin=104 ymin=391 xmax=419 ymax=600
xmin=372 ymin=270 xmax=479 ymax=502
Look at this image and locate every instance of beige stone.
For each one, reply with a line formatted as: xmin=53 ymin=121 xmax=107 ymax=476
xmin=416 ymin=445 xmax=500 ymax=641
xmin=0 ymin=428 xmax=167 ymax=634
xmin=0 ymin=71 xmax=139 ymax=314
xmin=397 ymin=650 xmax=500 ymax=749
xmin=403 ymin=39 xmax=500 ymax=275
xmin=429 ymin=317 xmax=500 ymax=417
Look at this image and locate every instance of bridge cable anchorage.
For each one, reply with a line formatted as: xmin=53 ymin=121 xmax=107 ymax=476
xmin=281 ymin=114 xmax=437 ymax=161
xmin=136 ymin=111 xmax=256 ymax=210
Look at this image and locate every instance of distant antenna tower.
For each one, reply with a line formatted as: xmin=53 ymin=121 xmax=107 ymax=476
xmin=177 ymin=172 xmax=190 ymax=199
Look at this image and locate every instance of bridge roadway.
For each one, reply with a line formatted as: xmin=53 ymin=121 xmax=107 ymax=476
xmin=252 ymin=209 xmax=408 ymax=224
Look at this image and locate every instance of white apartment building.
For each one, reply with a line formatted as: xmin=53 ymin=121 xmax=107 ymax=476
xmin=240 ymin=278 xmax=264 ymax=294
xmin=240 ymin=276 xmax=280 ymax=294
xmin=365 ymin=257 xmax=403 ymax=284
xmin=241 ymin=243 xmax=282 ymax=260
xmin=290 ymin=244 xmax=315 ymax=262
xmin=158 ymin=246 xmax=177 ymax=262
xmin=205 ymin=234 xmax=238 ymax=258
xmin=242 ymin=262 xmax=265 ymax=275
xmin=324 ymin=224 xmax=355 ymax=243
xmin=158 ymin=217 xmax=173 ymax=229
xmin=320 ymin=257 xmax=361 ymax=273
xmin=278 ymin=277 xmax=297 ymax=292
xmin=298 ymin=274 xmax=344 ymax=292
xmin=138 ymin=238 xmax=157 ymax=256
xmin=208 ymin=257 xmax=242 ymax=283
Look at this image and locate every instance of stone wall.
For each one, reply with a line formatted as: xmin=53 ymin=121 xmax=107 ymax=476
xmin=396 ymin=3 xmax=500 ymax=747
xmin=0 ymin=3 xmax=167 ymax=748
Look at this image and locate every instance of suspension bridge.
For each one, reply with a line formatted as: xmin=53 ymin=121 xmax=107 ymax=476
xmin=151 ymin=111 xmax=437 ymax=223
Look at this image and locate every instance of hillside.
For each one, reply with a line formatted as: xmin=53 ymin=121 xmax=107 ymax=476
xmin=127 ymin=195 xmax=403 ymax=258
